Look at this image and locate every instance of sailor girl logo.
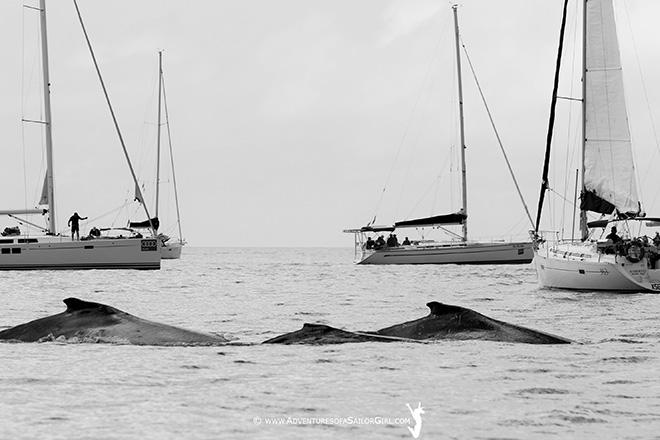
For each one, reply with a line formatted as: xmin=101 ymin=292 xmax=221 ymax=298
xmin=406 ymin=402 xmax=425 ymax=438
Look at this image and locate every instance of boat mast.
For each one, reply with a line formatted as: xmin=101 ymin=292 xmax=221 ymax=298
xmin=155 ymin=50 xmax=163 ymax=219
xmin=39 ymin=0 xmax=56 ymax=234
xmin=579 ymin=0 xmax=588 ymax=240
xmin=452 ymin=5 xmax=468 ymax=242
xmin=162 ymin=73 xmax=184 ymax=244
xmin=534 ymin=0 xmax=570 ymax=234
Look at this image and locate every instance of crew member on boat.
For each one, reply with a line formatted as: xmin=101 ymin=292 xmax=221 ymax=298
xmin=365 ymin=236 xmax=375 ymax=250
xmin=606 ymin=226 xmax=621 ymax=244
xmin=386 ymin=234 xmax=398 ymax=247
xmin=68 ymin=212 xmax=88 ymax=241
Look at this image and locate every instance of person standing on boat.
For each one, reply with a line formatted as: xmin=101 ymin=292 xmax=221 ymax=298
xmin=606 ymin=226 xmax=621 ymax=244
xmin=365 ymin=236 xmax=375 ymax=250
xmin=68 ymin=212 xmax=88 ymax=241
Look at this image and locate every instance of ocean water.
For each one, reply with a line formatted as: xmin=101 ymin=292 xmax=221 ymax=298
xmin=1 ymin=247 xmax=659 ymax=439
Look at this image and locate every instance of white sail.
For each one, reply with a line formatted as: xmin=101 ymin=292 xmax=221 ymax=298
xmin=584 ymin=0 xmax=639 ymax=214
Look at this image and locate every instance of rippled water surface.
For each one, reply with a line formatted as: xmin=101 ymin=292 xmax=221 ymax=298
xmin=1 ymin=247 xmax=660 ymax=439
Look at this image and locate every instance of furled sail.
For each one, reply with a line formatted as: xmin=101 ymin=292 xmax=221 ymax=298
xmin=39 ymin=174 xmax=48 ymax=205
xmin=394 ymin=212 xmax=467 ymax=229
xmin=581 ymin=0 xmax=639 ymax=215
xmin=134 ymin=182 xmax=144 ymax=204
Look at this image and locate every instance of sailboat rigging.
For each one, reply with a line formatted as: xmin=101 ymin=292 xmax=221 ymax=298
xmin=129 ymin=51 xmax=186 ymax=259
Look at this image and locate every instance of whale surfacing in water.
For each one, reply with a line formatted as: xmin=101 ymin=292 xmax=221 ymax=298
xmin=262 ymin=323 xmax=416 ymax=345
xmin=373 ymin=302 xmax=571 ymax=344
xmin=265 ymin=302 xmax=571 ymax=345
xmin=0 ymin=298 xmax=228 ymax=346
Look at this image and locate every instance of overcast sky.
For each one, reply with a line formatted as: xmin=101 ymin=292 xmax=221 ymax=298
xmin=0 ymin=0 xmax=658 ymax=247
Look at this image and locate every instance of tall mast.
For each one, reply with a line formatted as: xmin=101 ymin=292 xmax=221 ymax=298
xmin=453 ymin=5 xmax=468 ymax=242
xmin=39 ymin=0 xmax=56 ymax=234
xmin=161 ymin=73 xmax=184 ymax=243
xmin=534 ymin=0 xmax=570 ymax=233
xmin=155 ymin=50 xmax=163 ymax=219
xmin=579 ymin=0 xmax=588 ymax=240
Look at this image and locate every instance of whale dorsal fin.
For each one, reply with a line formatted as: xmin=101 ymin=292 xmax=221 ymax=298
xmin=63 ymin=298 xmax=117 ymax=314
xmin=426 ymin=302 xmax=465 ymax=316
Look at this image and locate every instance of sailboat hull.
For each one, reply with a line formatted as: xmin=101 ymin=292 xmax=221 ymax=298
xmin=357 ymin=241 xmax=533 ymax=265
xmin=0 ymin=237 xmax=160 ymax=270
xmin=533 ymin=243 xmax=660 ymax=292
xmin=161 ymin=241 xmax=183 ymax=260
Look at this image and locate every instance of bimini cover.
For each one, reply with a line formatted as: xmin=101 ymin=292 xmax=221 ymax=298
xmin=129 ymin=217 xmax=160 ymax=230
xmin=394 ymin=212 xmax=467 ymax=229
xmin=581 ymin=0 xmax=640 ymax=216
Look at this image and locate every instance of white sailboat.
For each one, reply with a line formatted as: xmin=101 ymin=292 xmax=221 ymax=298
xmin=0 ymin=0 xmax=160 ymax=270
xmin=130 ymin=51 xmax=186 ymax=260
xmin=533 ymin=0 xmax=660 ymax=292
xmin=344 ymin=5 xmax=534 ymax=265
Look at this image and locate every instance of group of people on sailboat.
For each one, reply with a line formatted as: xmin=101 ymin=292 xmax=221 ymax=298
xmin=66 ymin=212 xmax=105 ymax=240
xmin=365 ymin=234 xmax=412 ymax=250
xmin=595 ymin=224 xmax=660 ymax=267
xmin=364 ymin=236 xmax=383 ymax=250
xmin=1 ymin=226 xmax=20 ymax=237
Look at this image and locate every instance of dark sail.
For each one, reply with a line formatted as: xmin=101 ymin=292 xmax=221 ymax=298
xmin=580 ymin=190 xmax=615 ymax=215
xmin=395 ymin=212 xmax=467 ymax=229
xmin=129 ymin=217 xmax=159 ymax=230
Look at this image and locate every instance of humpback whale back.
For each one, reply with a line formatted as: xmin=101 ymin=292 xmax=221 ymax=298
xmin=0 ymin=297 xmax=228 ymax=346
xmin=374 ymin=301 xmax=571 ymax=344
xmin=263 ymin=323 xmax=400 ymax=345
xmin=264 ymin=301 xmax=570 ymax=345
xmin=0 ymin=298 xmax=571 ymax=346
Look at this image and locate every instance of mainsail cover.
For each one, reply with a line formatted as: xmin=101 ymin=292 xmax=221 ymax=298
xmin=582 ymin=0 xmax=639 ymax=215
xmin=394 ymin=212 xmax=466 ymax=229
xmin=129 ymin=217 xmax=159 ymax=230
